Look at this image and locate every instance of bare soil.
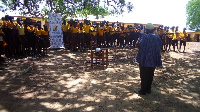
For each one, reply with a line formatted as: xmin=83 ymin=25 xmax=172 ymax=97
xmin=0 ymin=42 xmax=200 ymax=112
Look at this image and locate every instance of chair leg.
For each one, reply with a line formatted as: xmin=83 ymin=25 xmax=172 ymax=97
xmin=102 ymin=51 xmax=104 ymax=69
xmin=106 ymin=49 xmax=108 ymax=67
xmin=91 ymin=51 xmax=93 ymax=68
xmin=45 ymin=48 xmax=47 ymax=55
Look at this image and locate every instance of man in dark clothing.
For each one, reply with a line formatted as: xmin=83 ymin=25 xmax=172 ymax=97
xmin=135 ymin=23 xmax=162 ymax=95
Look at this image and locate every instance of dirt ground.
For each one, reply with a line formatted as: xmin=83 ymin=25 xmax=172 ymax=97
xmin=0 ymin=42 xmax=200 ymax=112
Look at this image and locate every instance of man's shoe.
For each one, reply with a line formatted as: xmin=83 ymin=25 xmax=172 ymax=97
xmin=0 ymin=57 xmax=4 ymax=61
xmin=134 ymin=90 xmax=146 ymax=95
xmin=146 ymin=91 xmax=151 ymax=94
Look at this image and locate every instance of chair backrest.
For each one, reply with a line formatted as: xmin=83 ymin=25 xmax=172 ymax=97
xmin=90 ymin=40 xmax=97 ymax=50
xmin=88 ymin=41 xmax=109 ymax=69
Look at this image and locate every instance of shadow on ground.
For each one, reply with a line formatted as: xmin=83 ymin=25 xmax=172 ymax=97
xmin=0 ymin=42 xmax=199 ymax=112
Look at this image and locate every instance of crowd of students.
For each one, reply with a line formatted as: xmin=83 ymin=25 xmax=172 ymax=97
xmin=0 ymin=15 xmax=49 ymax=60
xmin=155 ymin=25 xmax=188 ymax=52
xmin=62 ymin=19 xmax=142 ymax=51
xmin=62 ymin=19 xmax=188 ymax=52
xmin=0 ymin=15 xmax=189 ymax=61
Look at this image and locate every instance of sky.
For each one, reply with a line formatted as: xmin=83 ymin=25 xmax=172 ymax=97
xmin=0 ymin=0 xmax=190 ymax=29
xmin=100 ymin=0 xmax=190 ymax=29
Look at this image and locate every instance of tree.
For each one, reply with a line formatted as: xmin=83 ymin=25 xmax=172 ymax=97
xmin=0 ymin=0 xmax=133 ymax=19
xmin=186 ymin=0 xmax=200 ymax=31
xmin=0 ymin=1 xmax=6 ymax=12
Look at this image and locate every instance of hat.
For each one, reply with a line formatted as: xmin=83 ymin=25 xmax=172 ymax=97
xmin=146 ymin=23 xmax=154 ymax=30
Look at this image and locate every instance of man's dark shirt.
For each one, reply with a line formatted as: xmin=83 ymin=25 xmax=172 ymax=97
xmin=136 ymin=33 xmax=162 ymax=67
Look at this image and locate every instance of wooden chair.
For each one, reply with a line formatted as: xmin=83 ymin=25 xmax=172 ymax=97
xmin=86 ymin=41 xmax=109 ymax=69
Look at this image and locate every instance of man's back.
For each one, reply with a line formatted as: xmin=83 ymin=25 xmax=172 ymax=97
xmin=136 ymin=33 xmax=162 ymax=67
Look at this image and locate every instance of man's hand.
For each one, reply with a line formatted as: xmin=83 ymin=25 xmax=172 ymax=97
xmin=135 ymin=41 xmax=140 ymax=48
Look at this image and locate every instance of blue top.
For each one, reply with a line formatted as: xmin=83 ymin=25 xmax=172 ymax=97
xmin=136 ymin=33 xmax=162 ymax=67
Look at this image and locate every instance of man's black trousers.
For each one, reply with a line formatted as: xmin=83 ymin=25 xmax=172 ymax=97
xmin=139 ymin=66 xmax=155 ymax=94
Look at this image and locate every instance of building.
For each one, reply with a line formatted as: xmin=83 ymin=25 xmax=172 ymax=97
xmin=187 ymin=31 xmax=200 ymax=42
xmin=0 ymin=16 xmax=199 ymax=42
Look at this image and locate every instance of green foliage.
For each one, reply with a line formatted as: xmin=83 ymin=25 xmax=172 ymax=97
xmin=0 ymin=0 xmax=133 ymax=19
xmin=1 ymin=0 xmax=42 ymax=16
xmin=0 ymin=5 xmax=5 ymax=12
xmin=186 ymin=0 xmax=200 ymax=31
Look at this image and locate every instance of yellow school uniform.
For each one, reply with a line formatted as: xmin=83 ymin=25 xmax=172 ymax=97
xmin=62 ymin=24 xmax=68 ymax=32
xmin=84 ymin=25 xmax=90 ymax=34
xmin=42 ymin=30 xmax=48 ymax=35
xmin=120 ymin=29 xmax=126 ymax=37
xmin=110 ymin=27 xmax=115 ymax=35
xmin=17 ymin=24 xmax=25 ymax=35
xmin=27 ymin=26 xmax=35 ymax=32
xmin=7 ymin=21 xmax=14 ymax=28
xmin=115 ymin=27 xmax=120 ymax=33
xmin=106 ymin=26 xmax=110 ymax=33
xmin=91 ymin=27 xmax=97 ymax=36
xmin=35 ymin=29 xmax=42 ymax=36
xmin=98 ymin=28 xmax=104 ymax=36
xmin=72 ymin=26 xmax=78 ymax=33
xmin=180 ymin=32 xmax=188 ymax=41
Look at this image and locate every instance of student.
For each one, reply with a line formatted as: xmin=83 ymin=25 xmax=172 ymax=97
xmin=164 ymin=26 xmax=170 ymax=51
xmin=26 ymin=24 xmax=36 ymax=55
xmin=158 ymin=25 xmax=165 ymax=51
xmin=7 ymin=17 xmax=17 ymax=57
xmin=168 ymin=27 xmax=175 ymax=51
xmin=35 ymin=24 xmax=42 ymax=55
xmin=62 ymin=20 xmax=68 ymax=47
xmin=77 ymin=22 xmax=84 ymax=50
xmin=171 ymin=26 xmax=179 ymax=52
xmin=41 ymin=24 xmax=49 ymax=55
xmin=16 ymin=18 xmax=26 ymax=55
xmin=90 ymin=22 xmax=97 ymax=44
xmin=0 ymin=27 xmax=6 ymax=61
xmin=105 ymin=22 xmax=111 ymax=47
xmin=84 ymin=20 xmax=91 ymax=49
xmin=119 ymin=25 xmax=126 ymax=47
xmin=71 ymin=23 xmax=79 ymax=51
xmin=180 ymin=28 xmax=188 ymax=52
xmin=125 ymin=26 xmax=130 ymax=47
xmin=115 ymin=25 xmax=121 ymax=47
xmin=109 ymin=23 xmax=115 ymax=46
xmin=98 ymin=24 xmax=105 ymax=47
